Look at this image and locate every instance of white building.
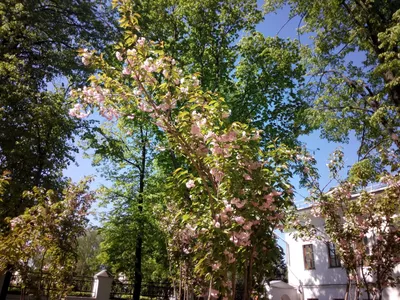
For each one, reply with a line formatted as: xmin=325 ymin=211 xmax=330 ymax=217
xmin=282 ymin=194 xmax=400 ymax=300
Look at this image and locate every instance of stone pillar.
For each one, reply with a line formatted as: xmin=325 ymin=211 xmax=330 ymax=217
xmin=92 ymin=271 xmax=113 ymax=300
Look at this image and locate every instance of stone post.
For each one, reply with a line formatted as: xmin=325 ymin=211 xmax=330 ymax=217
xmin=92 ymin=271 xmax=113 ymax=300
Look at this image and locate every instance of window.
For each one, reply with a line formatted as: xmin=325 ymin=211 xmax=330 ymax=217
xmin=303 ymin=244 xmax=315 ymax=270
xmin=327 ymin=242 xmax=341 ymax=268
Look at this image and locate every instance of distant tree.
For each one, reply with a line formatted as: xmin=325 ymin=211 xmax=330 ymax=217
xmin=75 ymin=229 xmax=103 ymax=277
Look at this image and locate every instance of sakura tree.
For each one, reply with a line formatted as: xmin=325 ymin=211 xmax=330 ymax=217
xmin=69 ymin=1 xmax=311 ymax=298
xmin=0 ymin=179 xmax=94 ymax=300
xmin=307 ymin=150 xmax=400 ymax=300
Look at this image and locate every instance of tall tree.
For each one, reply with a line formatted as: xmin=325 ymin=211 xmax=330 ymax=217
xmin=265 ymin=0 xmax=400 ymax=162
xmin=0 ymin=0 xmax=118 ymax=225
xmin=82 ymin=115 xmax=169 ymax=298
xmin=68 ymin=2 xmax=314 ymax=296
xmin=123 ymin=0 xmax=309 ymax=144
xmin=0 ymin=2 xmax=118 ymax=298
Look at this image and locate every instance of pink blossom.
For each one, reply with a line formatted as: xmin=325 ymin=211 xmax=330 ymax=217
xmin=210 ymin=168 xmax=224 ymax=182
xmin=231 ymin=197 xmax=246 ymax=209
xmin=209 ymin=288 xmax=219 ymax=299
xmin=243 ymin=174 xmax=252 ymax=181
xmin=137 ymin=37 xmax=146 ymax=46
xmin=212 ymin=262 xmax=221 ymax=271
xmin=204 ymin=131 xmax=215 ymax=140
xmin=116 ymin=51 xmax=123 ymax=61
xmin=122 ymin=67 xmax=131 ymax=75
xmin=191 ymin=124 xmax=202 ymax=137
xmin=234 ymin=216 xmax=245 ymax=225
xmin=186 ymin=179 xmax=195 ymax=189
xmin=243 ymin=222 xmax=253 ymax=231
xmin=224 ymin=204 xmax=233 ymax=213
xmin=222 ymin=111 xmax=230 ymax=118
xmin=81 ymin=49 xmax=92 ymax=66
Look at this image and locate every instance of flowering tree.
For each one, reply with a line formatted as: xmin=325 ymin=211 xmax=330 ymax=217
xmin=0 ymin=179 xmax=94 ymax=300
xmin=69 ymin=1 xmax=311 ymax=298
xmin=306 ymin=150 xmax=400 ymax=300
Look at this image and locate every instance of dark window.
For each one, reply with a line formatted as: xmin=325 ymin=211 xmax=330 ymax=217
xmin=327 ymin=242 xmax=341 ymax=268
xmin=303 ymin=244 xmax=315 ymax=270
xmin=307 ymin=298 xmax=318 ymax=300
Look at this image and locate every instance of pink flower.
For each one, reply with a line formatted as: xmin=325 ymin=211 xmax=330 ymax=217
xmin=222 ymin=111 xmax=230 ymax=118
xmin=116 ymin=51 xmax=123 ymax=61
xmin=137 ymin=37 xmax=146 ymax=46
xmin=191 ymin=124 xmax=202 ymax=137
xmin=243 ymin=174 xmax=252 ymax=181
xmin=220 ymin=212 xmax=229 ymax=222
xmin=224 ymin=204 xmax=233 ymax=213
xmin=122 ymin=67 xmax=131 ymax=75
xmin=243 ymin=222 xmax=253 ymax=231
xmin=212 ymin=262 xmax=221 ymax=271
xmin=231 ymin=198 xmax=246 ymax=209
xmin=209 ymin=288 xmax=219 ymax=299
xmin=234 ymin=216 xmax=245 ymax=225
xmin=186 ymin=179 xmax=195 ymax=189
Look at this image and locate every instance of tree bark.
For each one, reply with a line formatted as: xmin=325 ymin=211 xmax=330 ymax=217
xmin=132 ymin=127 xmax=147 ymax=300
xmin=0 ymin=269 xmax=12 ymax=300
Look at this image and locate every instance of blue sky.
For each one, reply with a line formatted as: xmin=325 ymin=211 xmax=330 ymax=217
xmin=63 ymin=3 xmax=362 ymax=222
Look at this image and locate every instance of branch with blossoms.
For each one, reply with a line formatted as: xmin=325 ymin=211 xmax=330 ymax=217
xmin=69 ymin=2 xmax=313 ymax=299
xmin=303 ymin=149 xmax=400 ymax=300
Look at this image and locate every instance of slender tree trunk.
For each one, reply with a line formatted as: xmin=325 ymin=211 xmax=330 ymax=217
xmin=361 ymin=261 xmax=371 ymax=300
xmin=231 ymin=266 xmax=236 ymax=300
xmin=0 ymin=269 xmax=12 ymax=300
xmin=132 ymin=127 xmax=147 ymax=300
xmin=344 ymin=280 xmax=350 ymax=300
xmin=355 ymin=274 xmax=360 ymax=300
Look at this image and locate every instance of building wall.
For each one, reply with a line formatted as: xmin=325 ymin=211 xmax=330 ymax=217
xmin=285 ymin=212 xmax=348 ymax=300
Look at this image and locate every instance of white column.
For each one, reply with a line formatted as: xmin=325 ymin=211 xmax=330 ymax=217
xmin=92 ymin=271 xmax=113 ymax=300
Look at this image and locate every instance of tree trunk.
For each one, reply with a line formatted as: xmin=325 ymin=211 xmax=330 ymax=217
xmin=132 ymin=127 xmax=147 ymax=300
xmin=0 ymin=270 xmax=12 ymax=300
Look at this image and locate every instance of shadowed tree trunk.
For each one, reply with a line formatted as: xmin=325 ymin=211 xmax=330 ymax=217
xmin=132 ymin=126 xmax=147 ymax=300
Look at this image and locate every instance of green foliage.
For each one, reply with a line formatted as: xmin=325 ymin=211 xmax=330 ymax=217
xmin=265 ymin=0 xmax=400 ymax=162
xmin=232 ymin=33 xmax=308 ymax=146
xmin=124 ymin=0 xmax=263 ymax=92
xmin=0 ymin=0 xmax=118 ymax=226
xmin=0 ymin=92 xmax=81 ymax=228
